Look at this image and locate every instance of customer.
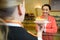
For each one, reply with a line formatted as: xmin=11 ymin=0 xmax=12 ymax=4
xmin=36 ymin=4 xmax=58 ymax=40
xmin=0 ymin=0 xmax=37 ymax=40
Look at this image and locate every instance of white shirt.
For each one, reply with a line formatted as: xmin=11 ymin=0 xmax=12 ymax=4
xmin=6 ymin=23 xmax=22 ymax=27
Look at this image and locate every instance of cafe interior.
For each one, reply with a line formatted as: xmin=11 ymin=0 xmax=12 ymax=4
xmin=0 ymin=0 xmax=60 ymax=40
xmin=23 ymin=0 xmax=60 ymax=40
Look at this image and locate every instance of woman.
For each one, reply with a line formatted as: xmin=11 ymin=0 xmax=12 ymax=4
xmin=36 ymin=4 xmax=57 ymax=40
xmin=0 ymin=0 xmax=37 ymax=40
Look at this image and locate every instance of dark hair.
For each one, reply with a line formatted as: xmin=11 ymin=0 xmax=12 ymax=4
xmin=42 ymin=4 xmax=51 ymax=10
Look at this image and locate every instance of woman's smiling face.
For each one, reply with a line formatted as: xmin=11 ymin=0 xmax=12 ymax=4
xmin=42 ymin=6 xmax=50 ymax=16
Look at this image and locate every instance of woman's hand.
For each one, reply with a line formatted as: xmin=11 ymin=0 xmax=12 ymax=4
xmin=36 ymin=23 xmax=45 ymax=32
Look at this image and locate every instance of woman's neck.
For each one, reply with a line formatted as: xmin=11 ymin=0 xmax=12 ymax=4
xmin=42 ymin=15 xmax=49 ymax=20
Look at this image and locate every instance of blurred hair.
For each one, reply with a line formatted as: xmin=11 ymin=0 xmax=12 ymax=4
xmin=0 ymin=6 xmax=16 ymax=20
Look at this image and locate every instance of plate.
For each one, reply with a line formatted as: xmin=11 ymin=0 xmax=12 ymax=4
xmin=34 ymin=20 xmax=49 ymax=24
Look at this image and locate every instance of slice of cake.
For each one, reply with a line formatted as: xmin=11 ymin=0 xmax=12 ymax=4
xmin=34 ymin=17 xmax=46 ymax=23
xmin=34 ymin=17 xmax=49 ymax=24
xmin=35 ymin=17 xmax=45 ymax=21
